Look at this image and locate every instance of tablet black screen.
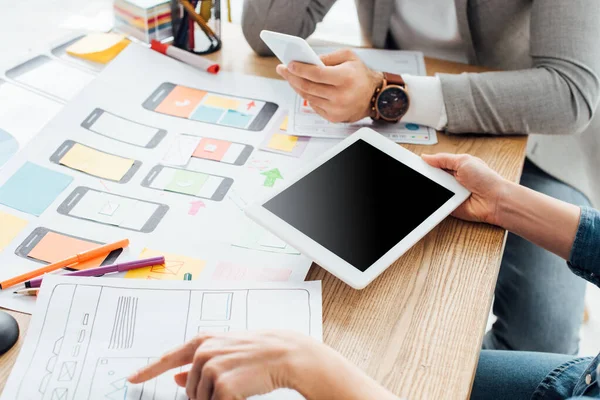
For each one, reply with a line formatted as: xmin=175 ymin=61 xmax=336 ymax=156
xmin=263 ymin=140 xmax=455 ymax=272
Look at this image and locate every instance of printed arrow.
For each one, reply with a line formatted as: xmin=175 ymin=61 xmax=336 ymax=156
xmin=261 ymin=168 xmax=283 ymax=187
xmin=188 ymin=200 xmax=206 ymax=216
xmin=247 ymin=101 xmax=256 ymax=111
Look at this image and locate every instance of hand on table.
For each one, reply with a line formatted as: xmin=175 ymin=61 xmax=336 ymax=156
xmin=128 ymin=330 xmax=399 ymax=400
xmin=422 ymin=153 xmax=508 ymax=225
xmin=128 ymin=331 xmax=320 ymax=400
xmin=276 ymin=49 xmax=383 ymax=123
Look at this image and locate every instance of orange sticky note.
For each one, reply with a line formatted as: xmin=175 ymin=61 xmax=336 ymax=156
xmin=28 ymin=232 xmax=105 ymax=270
xmin=268 ymin=133 xmax=298 ymax=152
xmin=193 ymin=138 xmax=231 ymax=161
xmin=156 ymin=86 xmax=207 ymax=117
xmin=125 ymin=248 xmax=206 ymax=280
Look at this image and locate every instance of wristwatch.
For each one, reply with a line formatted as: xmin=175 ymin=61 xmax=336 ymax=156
xmin=370 ymin=72 xmax=410 ymax=122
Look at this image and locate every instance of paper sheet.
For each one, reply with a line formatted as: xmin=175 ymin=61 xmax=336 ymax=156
xmin=59 ymin=143 xmax=134 ymax=181
xmin=1 ymin=276 xmax=321 ymax=400
xmin=161 ymin=134 xmax=200 ymax=166
xmin=288 ymin=48 xmax=438 ymax=145
xmin=0 ymin=162 xmax=73 ymax=216
xmin=125 ymin=248 xmax=206 ymax=280
xmin=0 ymin=211 xmax=28 ymax=252
xmin=0 ymin=45 xmax=317 ymax=314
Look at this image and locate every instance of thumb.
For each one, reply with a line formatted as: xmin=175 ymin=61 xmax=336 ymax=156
xmin=320 ymin=49 xmax=358 ymax=66
xmin=174 ymin=371 xmax=187 ymax=387
xmin=422 ymin=153 xmax=468 ymax=173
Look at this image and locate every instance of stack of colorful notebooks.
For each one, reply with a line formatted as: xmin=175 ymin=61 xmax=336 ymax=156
xmin=114 ymin=0 xmax=173 ymax=43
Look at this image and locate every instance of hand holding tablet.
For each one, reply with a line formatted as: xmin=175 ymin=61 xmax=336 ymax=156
xmin=246 ymin=128 xmax=470 ymax=289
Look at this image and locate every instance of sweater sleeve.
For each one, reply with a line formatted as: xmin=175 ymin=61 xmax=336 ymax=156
xmin=241 ymin=0 xmax=339 ymax=56
xmin=438 ymin=0 xmax=600 ymax=136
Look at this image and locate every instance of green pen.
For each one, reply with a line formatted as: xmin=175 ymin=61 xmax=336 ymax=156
xmin=183 ymin=273 xmax=192 ymax=281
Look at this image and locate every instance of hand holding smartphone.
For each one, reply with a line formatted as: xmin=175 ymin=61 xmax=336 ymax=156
xmin=259 ymin=30 xmax=324 ymax=67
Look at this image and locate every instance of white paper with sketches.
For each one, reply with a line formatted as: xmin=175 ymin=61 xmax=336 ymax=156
xmin=1 ymin=276 xmax=321 ymax=400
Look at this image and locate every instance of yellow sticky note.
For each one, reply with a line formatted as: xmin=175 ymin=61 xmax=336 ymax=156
xmin=60 ymin=143 xmax=134 ymax=181
xmin=66 ymin=33 xmax=130 ymax=64
xmin=203 ymin=95 xmax=240 ymax=110
xmin=125 ymin=248 xmax=206 ymax=281
xmin=0 ymin=211 xmax=28 ymax=252
xmin=268 ymin=133 xmax=298 ymax=152
xmin=279 ymin=116 xmax=289 ymax=131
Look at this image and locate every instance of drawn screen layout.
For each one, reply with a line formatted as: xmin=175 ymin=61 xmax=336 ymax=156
xmin=81 ymin=109 xmax=166 ymax=148
xmin=3 ymin=277 xmax=321 ymax=400
xmin=6 ymin=55 xmax=95 ymax=101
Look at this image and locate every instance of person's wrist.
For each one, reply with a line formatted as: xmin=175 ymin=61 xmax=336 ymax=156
xmin=490 ymin=180 xmax=518 ymax=228
xmin=364 ymin=70 xmax=385 ymax=119
xmin=285 ymin=339 xmax=343 ymax=399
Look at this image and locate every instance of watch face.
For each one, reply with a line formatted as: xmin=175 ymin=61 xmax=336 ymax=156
xmin=377 ymin=86 xmax=409 ymax=120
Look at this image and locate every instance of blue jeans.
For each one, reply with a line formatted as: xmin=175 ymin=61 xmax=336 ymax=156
xmin=471 ymin=350 xmax=599 ymax=400
xmin=482 ymin=159 xmax=590 ymax=354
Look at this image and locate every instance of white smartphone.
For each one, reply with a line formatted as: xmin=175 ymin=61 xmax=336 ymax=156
xmin=260 ymin=30 xmax=325 ymax=67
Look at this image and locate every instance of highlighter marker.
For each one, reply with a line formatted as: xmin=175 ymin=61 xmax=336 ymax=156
xmin=150 ymin=40 xmax=220 ymax=74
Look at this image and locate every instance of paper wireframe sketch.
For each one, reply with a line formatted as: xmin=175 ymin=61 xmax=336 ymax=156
xmin=2 ymin=276 xmax=322 ymax=400
xmin=288 ymin=48 xmax=438 ymax=145
xmin=0 ymin=44 xmax=317 ymax=315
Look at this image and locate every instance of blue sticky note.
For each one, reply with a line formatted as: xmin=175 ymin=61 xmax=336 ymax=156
xmin=220 ymin=110 xmax=252 ymax=129
xmin=0 ymin=128 xmax=18 ymax=168
xmin=0 ymin=162 xmax=73 ymax=216
xmin=190 ymin=106 xmax=225 ymax=123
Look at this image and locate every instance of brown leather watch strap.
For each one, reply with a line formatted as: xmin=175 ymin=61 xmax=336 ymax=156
xmin=383 ymin=72 xmax=405 ymax=86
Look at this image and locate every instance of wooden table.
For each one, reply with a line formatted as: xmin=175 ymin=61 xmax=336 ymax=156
xmin=0 ymin=23 xmax=527 ymax=400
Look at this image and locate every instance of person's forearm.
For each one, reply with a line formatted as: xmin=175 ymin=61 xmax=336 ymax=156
xmin=438 ymin=0 xmax=600 ymax=136
xmin=241 ymin=0 xmax=337 ymax=56
xmin=496 ymin=181 xmax=581 ymax=260
xmin=291 ymin=343 xmax=399 ymax=400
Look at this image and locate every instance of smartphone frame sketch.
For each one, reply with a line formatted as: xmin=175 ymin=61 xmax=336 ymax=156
xmin=5 ymin=55 xmax=94 ymax=102
xmin=57 ymin=186 xmax=169 ymax=233
xmin=142 ymin=82 xmax=279 ymax=132
xmin=181 ymin=133 xmax=254 ymax=166
xmin=141 ymin=165 xmax=234 ymax=202
xmin=14 ymin=227 xmax=122 ymax=268
xmin=49 ymin=140 xmax=142 ymax=183
xmin=81 ymin=108 xmax=167 ymax=149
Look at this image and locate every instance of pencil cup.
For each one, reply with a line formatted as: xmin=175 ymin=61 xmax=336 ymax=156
xmin=171 ymin=0 xmax=222 ymax=55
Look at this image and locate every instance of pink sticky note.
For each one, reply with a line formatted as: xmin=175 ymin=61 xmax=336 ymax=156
xmin=213 ymin=262 xmax=291 ymax=282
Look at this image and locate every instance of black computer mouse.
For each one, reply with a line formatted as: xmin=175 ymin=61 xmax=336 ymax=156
xmin=0 ymin=311 xmax=19 ymax=356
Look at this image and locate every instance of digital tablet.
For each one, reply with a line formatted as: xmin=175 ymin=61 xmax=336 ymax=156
xmin=245 ymin=128 xmax=470 ymax=289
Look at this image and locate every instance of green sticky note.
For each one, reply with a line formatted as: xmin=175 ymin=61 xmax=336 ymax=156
xmin=165 ymin=170 xmax=208 ymax=196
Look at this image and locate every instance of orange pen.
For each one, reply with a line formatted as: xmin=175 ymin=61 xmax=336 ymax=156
xmin=0 ymin=238 xmax=129 ymax=290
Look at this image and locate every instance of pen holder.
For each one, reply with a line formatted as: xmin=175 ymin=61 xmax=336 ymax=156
xmin=171 ymin=0 xmax=222 ymax=55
